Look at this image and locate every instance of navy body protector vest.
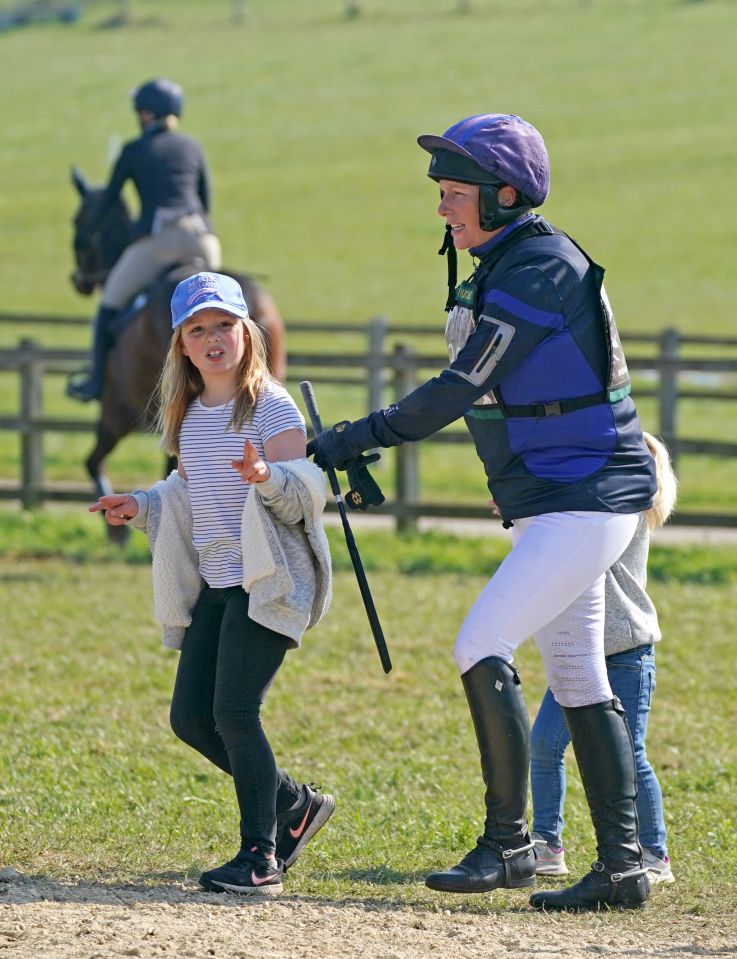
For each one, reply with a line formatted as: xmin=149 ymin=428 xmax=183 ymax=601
xmin=453 ymin=219 xmax=632 ymax=419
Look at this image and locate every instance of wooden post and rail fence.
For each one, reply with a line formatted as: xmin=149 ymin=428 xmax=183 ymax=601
xmin=1 ymin=313 xmax=736 ymax=528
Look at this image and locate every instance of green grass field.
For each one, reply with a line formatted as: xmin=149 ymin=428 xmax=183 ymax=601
xmin=2 ymin=0 xmax=737 ymax=326
xmin=1 ymin=514 xmax=736 ymax=927
xmin=1 ymin=4 xmax=736 ymax=944
xmin=1 ymin=0 xmax=736 ymax=518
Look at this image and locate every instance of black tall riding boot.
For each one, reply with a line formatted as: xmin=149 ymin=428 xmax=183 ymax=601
xmin=425 ymin=656 xmax=536 ymax=893
xmin=530 ymin=698 xmax=650 ymax=911
xmin=66 ymin=305 xmax=118 ymax=402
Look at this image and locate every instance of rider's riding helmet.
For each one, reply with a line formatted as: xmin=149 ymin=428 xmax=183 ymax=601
xmin=131 ymin=78 xmax=184 ymax=118
xmin=418 ymin=114 xmax=550 ymax=232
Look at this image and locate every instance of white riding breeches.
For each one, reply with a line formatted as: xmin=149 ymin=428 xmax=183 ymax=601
xmin=453 ymin=511 xmax=640 ymax=707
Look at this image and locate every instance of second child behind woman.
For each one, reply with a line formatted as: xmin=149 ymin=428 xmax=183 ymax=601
xmin=531 ymin=433 xmax=677 ymax=886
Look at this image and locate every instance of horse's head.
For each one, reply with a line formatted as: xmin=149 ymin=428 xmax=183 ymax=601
xmin=70 ymin=166 xmax=132 ymax=295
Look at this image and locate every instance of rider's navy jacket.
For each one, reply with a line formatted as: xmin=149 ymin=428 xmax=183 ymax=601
xmin=344 ymin=215 xmax=656 ymax=522
xmin=91 ymin=124 xmax=212 ymax=240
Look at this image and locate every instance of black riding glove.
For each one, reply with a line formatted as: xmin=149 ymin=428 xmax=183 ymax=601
xmin=345 ymin=453 xmax=384 ymax=511
xmin=307 ymin=420 xmax=360 ymax=471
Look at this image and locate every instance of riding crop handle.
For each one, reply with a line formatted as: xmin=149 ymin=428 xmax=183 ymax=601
xmin=300 ymin=381 xmax=343 ymax=501
xmin=300 ymin=380 xmax=392 ymax=674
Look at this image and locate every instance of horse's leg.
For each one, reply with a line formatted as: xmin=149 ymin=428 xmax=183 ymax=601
xmin=86 ymin=419 xmax=131 ymax=547
xmin=91 ymin=302 xmax=169 ymax=544
xmin=86 ymin=421 xmax=116 ymax=498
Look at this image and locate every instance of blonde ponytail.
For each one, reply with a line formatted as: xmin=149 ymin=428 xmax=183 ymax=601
xmin=643 ymin=432 xmax=677 ymax=530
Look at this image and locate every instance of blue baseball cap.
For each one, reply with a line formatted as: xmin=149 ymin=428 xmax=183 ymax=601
xmin=418 ymin=113 xmax=550 ymax=206
xmin=171 ymin=272 xmax=249 ymax=330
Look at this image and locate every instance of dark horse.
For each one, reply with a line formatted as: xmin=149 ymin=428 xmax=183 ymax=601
xmin=70 ymin=167 xmax=286 ymax=542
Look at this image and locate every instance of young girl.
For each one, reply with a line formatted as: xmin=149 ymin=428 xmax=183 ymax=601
xmin=90 ymin=271 xmax=334 ymax=895
xmin=530 ymin=433 xmax=677 ymax=886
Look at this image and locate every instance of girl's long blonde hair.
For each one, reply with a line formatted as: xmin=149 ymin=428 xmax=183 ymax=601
xmin=155 ymin=316 xmax=271 ymax=456
xmin=643 ymin=431 xmax=677 ymax=530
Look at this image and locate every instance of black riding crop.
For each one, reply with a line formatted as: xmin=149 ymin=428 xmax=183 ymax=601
xmin=300 ymin=380 xmax=392 ymax=674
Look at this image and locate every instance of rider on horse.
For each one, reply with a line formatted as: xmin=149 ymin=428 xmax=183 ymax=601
xmin=68 ymin=78 xmax=221 ymax=402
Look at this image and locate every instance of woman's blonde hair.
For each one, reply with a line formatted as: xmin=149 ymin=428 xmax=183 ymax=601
xmin=643 ymin=431 xmax=677 ymax=530
xmin=155 ymin=316 xmax=271 ymax=456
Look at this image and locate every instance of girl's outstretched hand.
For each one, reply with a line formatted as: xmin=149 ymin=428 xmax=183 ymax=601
xmin=89 ymin=493 xmax=139 ymax=525
xmin=232 ymin=439 xmax=271 ymax=484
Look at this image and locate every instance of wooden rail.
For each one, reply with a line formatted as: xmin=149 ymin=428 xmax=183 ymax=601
xmin=1 ymin=321 xmax=736 ymax=528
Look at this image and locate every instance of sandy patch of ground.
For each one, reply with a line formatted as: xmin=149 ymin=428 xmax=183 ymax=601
xmin=1 ymin=875 xmax=736 ymax=959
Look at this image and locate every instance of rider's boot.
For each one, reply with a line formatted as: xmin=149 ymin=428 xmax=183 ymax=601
xmin=529 ymin=698 xmax=650 ymax=911
xmin=425 ymin=657 xmax=536 ymax=893
xmin=66 ymin=305 xmax=118 ymax=402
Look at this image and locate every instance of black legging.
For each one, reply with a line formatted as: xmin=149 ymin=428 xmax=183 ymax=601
xmin=169 ymin=585 xmax=302 ymax=854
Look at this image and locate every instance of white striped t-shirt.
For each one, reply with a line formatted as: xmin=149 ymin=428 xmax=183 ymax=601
xmin=179 ymin=381 xmax=306 ymax=588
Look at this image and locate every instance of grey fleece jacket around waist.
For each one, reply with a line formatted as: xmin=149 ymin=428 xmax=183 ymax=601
xmin=130 ymin=459 xmax=332 ymax=649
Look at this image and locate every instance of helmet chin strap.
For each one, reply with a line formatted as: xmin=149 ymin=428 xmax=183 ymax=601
xmin=438 ymin=224 xmax=458 ymax=313
xmin=438 ymin=194 xmax=531 ymax=313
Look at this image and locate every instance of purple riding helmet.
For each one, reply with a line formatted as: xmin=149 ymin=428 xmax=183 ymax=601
xmin=418 ymin=113 xmax=550 ymax=231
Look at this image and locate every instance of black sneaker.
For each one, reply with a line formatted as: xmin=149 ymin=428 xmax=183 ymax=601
xmin=276 ymin=784 xmax=335 ymax=868
xmin=199 ymin=846 xmax=284 ymax=895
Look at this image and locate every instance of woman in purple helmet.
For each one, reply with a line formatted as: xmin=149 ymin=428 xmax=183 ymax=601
xmin=68 ymin=78 xmax=221 ymax=402
xmin=309 ymin=113 xmax=656 ymax=911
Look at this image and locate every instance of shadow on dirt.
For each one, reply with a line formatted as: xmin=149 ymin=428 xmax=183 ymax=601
xmin=0 ymin=875 xmax=437 ymax=913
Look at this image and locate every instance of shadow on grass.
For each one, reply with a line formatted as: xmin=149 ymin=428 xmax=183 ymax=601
xmin=334 ymin=865 xmax=429 ymax=885
xmin=0 ymin=570 xmax=49 ymax=583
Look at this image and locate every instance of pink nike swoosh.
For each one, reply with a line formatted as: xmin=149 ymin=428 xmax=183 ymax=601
xmin=250 ymin=870 xmax=277 ymax=886
xmin=289 ymin=801 xmax=313 ymax=839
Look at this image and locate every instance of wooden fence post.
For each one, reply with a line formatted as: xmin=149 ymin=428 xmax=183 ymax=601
xmin=393 ymin=344 xmax=419 ymax=533
xmin=19 ymin=338 xmax=44 ymax=510
xmin=658 ymin=327 xmax=680 ymax=469
xmin=366 ymin=315 xmax=388 ymax=415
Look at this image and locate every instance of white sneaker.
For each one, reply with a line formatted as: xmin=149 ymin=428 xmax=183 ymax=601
xmin=532 ymin=832 xmax=569 ymax=876
xmin=642 ymin=848 xmax=675 ymax=884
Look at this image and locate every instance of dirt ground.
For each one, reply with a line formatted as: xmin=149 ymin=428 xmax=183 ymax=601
xmin=2 ymin=873 xmax=736 ymax=959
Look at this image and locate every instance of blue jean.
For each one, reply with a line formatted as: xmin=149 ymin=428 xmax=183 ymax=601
xmin=530 ymin=644 xmax=667 ymax=859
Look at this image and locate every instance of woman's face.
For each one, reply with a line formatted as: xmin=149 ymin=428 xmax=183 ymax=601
xmin=437 ymin=178 xmax=497 ymax=250
xmin=179 ymin=308 xmax=248 ymax=383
